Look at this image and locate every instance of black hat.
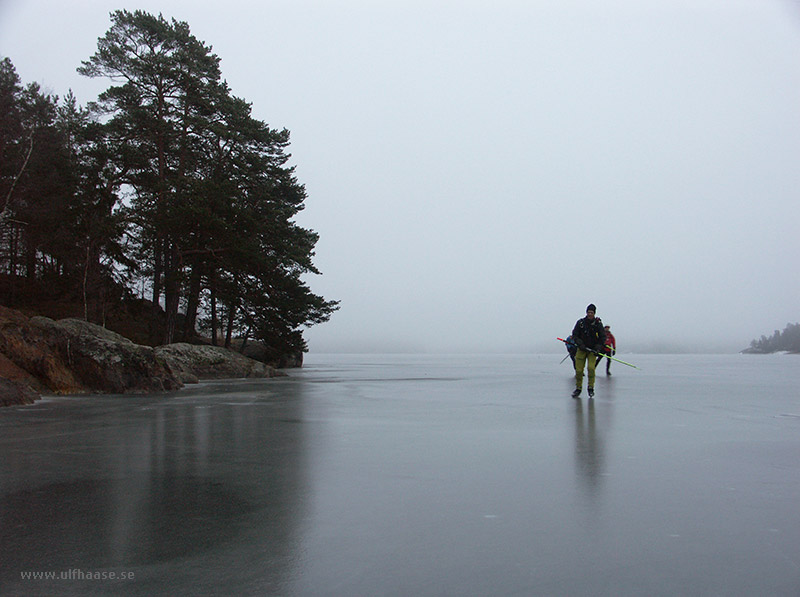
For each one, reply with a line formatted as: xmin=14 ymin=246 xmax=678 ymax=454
xmin=586 ymin=303 xmax=596 ymax=313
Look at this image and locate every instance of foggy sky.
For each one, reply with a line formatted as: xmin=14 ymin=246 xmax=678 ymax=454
xmin=2 ymin=0 xmax=799 ymax=353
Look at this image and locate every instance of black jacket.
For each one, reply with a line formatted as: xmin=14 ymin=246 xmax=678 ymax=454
xmin=571 ymin=317 xmax=606 ymax=352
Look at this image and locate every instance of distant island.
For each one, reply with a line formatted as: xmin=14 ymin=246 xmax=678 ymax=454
xmin=743 ymin=323 xmax=800 ymax=354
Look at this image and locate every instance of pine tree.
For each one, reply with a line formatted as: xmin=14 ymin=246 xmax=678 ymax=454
xmin=79 ymin=10 xmax=228 ymax=342
xmin=79 ymin=10 xmax=338 ymax=354
xmin=0 ymin=59 xmax=74 ymax=287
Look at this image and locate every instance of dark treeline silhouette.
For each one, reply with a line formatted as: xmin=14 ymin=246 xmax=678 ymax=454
xmin=0 ymin=10 xmax=337 ymax=361
xmin=744 ymin=323 xmax=800 ymax=354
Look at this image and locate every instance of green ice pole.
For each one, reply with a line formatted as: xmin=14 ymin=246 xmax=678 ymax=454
xmin=556 ymin=338 xmax=639 ymax=369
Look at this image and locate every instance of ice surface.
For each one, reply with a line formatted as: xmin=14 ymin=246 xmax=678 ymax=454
xmin=1 ymin=353 xmax=798 ymax=595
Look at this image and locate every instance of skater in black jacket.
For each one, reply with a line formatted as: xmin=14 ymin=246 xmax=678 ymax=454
xmin=571 ymin=304 xmax=606 ymax=398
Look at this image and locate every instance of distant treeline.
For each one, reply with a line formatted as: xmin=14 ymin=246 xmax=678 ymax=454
xmin=744 ymin=323 xmax=800 ymax=354
xmin=0 ymin=10 xmax=338 ymax=357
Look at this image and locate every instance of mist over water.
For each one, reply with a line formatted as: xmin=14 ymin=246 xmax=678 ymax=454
xmin=2 ymin=0 xmax=799 ymax=355
xmin=1 ymin=353 xmax=798 ymax=595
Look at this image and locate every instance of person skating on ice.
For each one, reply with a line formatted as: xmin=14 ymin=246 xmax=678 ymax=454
xmin=598 ymin=325 xmax=616 ymax=375
xmin=571 ymin=304 xmax=606 ymax=398
xmin=564 ymin=335 xmax=578 ymax=369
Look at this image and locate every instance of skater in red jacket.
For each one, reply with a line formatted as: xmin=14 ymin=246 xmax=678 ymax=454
xmin=595 ymin=325 xmax=617 ymax=375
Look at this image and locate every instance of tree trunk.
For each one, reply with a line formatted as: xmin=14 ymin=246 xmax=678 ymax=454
xmin=183 ymin=262 xmax=202 ymax=341
xmin=162 ymin=242 xmax=180 ymax=345
xmin=8 ymin=224 xmax=19 ymax=275
xmin=209 ymin=270 xmax=218 ymax=346
xmin=83 ymin=245 xmax=90 ymax=321
xmin=151 ymin=236 xmax=164 ymax=344
xmin=224 ymin=303 xmax=235 ymax=349
xmin=24 ymin=231 xmax=36 ymax=279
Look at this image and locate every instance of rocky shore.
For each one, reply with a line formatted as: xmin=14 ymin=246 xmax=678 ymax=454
xmin=0 ymin=305 xmax=283 ymax=407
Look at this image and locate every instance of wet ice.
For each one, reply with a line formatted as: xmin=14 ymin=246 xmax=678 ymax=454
xmin=1 ymin=353 xmax=798 ymax=595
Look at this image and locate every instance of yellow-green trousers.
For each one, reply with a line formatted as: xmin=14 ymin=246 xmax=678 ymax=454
xmin=574 ymin=349 xmax=597 ymax=390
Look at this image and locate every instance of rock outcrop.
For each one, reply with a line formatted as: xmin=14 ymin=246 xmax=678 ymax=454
xmin=0 ymin=377 xmax=39 ymax=407
xmin=155 ymin=343 xmax=282 ymax=384
xmin=0 ymin=305 xmax=182 ymax=405
xmin=0 ymin=306 xmax=282 ymax=406
xmin=228 ymin=338 xmax=303 ymax=368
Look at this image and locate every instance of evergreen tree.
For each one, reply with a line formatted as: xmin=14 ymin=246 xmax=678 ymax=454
xmin=78 ymin=10 xmax=337 ymax=353
xmin=0 ymin=59 xmax=74 ymax=286
xmin=57 ymin=91 xmax=130 ymax=322
xmin=0 ymin=57 xmax=29 ymax=275
xmin=79 ymin=10 xmax=232 ymax=342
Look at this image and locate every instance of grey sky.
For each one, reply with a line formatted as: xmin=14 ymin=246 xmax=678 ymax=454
xmin=2 ymin=0 xmax=799 ymax=353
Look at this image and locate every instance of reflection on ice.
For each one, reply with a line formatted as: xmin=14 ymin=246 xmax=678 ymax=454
xmin=0 ymin=379 xmax=311 ymax=595
xmin=573 ymin=399 xmax=605 ymax=495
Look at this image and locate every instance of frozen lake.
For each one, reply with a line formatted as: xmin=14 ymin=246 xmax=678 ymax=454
xmin=1 ymin=353 xmax=799 ymax=595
